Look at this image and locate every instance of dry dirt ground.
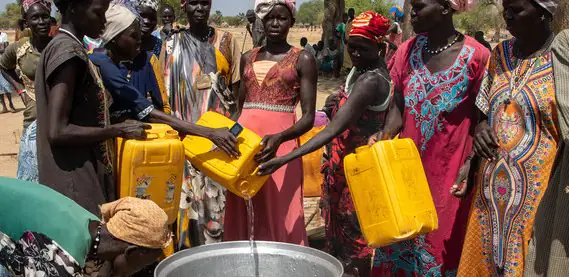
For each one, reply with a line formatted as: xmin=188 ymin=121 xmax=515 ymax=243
xmin=0 ymin=27 xmax=342 ymax=178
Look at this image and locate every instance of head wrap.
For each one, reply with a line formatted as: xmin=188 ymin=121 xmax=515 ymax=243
xmin=101 ymin=197 xmax=172 ymax=249
xmin=101 ymin=4 xmax=138 ymax=45
xmin=255 ymin=0 xmax=296 ymax=20
xmin=389 ymin=6 xmax=404 ymax=21
xmin=112 ymin=0 xmax=140 ymax=18
xmin=447 ymin=0 xmax=476 ymax=13
xmin=135 ymin=0 xmax=158 ymax=11
xmin=22 ymin=0 xmax=51 ymax=13
xmin=532 ymin=0 xmax=559 ymax=15
xmin=349 ymin=11 xmax=391 ymax=43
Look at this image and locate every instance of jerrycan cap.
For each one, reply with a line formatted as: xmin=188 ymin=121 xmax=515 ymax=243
xmin=165 ymin=130 xmax=180 ymax=139
xmin=239 ymin=180 xmax=253 ymax=199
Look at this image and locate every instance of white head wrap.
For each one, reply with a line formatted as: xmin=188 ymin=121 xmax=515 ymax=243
xmin=255 ymin=0 xmax=296 ymax=20
xmin=101 ymin=4 xmax=138 ymax=45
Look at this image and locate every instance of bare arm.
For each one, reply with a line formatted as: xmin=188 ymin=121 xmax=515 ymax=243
xmin=47 ymin=58 xmax=144 ymax=146
xmin=259 ymin=73 xmax=390 ymax=174
xmin=232 ymin=52 xmax=249 ymax=121
xmin=255 ymin=51 xmax=317 ymax=163
xmin=279 ymin=51 xmax=317 ymax=142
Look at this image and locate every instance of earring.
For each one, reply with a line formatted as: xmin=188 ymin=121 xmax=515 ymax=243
xmin=541 ymin=14 xmax=546 ymax=21
xmin=442 ymin=9 xmax=449 ymax=15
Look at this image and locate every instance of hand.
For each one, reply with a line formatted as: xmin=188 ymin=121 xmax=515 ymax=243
xmin=207 ymin=127 xmax=239 ymax=158
xmin=473 ymin=121 xmax=499 ymax=161
xmin=368 ymin=131 xmax=386 ymax=145
xmin=114 ymin=120 xmax=151 ymax=139
xmin=255 ymin=134 xmax=283 ymax=163
xmin=450 ymin=159 xmax=471 ymax=198
xmin=257 ymin=157 xmax=286 ymax=176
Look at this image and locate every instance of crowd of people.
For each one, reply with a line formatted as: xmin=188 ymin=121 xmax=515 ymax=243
xmin=0 ymin=0 xmax=568 ymax=276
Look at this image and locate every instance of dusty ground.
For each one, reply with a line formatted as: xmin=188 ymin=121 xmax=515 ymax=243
xmin=0 ymin=27 xmax=341 ymax=178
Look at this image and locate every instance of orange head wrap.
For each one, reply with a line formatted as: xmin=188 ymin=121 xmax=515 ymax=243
xmin=349 ymin=11 xmax=391 ymax=43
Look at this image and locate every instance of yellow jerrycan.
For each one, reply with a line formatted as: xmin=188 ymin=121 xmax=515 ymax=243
xmin=116 ymin=124 xmax=184 ymax=225
xmin=343 ymin=138 xmax=438 ymax=248
xmin=182 ymin=111 xmax=269 ymax=199
xmin=299 ymin=126 xmax=326 ymax=197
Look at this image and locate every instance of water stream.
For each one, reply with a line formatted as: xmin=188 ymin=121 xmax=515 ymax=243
xmin=245 ymin=197 xmax=255 ymax=257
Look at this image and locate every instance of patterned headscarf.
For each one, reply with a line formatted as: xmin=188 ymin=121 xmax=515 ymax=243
xmin=447 ymin=0 xmax=476 ymax=13
xmin=532 ymin=0 xmax=559 ymax=15
xmin=101 ymin=197 xmax=172 ymax=249
xmin=349 ymin=11 xmax=391 ymax=43
xmin=255 ymin=0 xmax=296 ymax=20
xmin=135 ymin=0 xmax=158 ymax=11
xmin=22 ymin=0 xmax=51 ymax=13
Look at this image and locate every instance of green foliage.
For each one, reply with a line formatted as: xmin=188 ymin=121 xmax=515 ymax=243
xmin=159 ymin=0 xmax=187 ymax=25
xmin=296 ymin=0 xmax=324 ymax=25
xmin=223 ymin=15 xmax=246 ymax=27
xmin=0 ymin=3 xmax=22 ymax=29
xmin=345 ymin=0 xmax=396 ymax=17
xmin=453 ymin=2 xmax=504 ymax=35
xmin=296 ymin=0 xmax=395 ymax=26
xmin=211 ymin=10 xmax=223 ymax=26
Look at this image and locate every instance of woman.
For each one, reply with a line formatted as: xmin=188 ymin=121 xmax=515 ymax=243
xmin=135 ymin=0 xmax=161 ymax=57
xmin=91 ymin=3 xmax=169 ymax=116
xmin=224 ymin=0 xmax=316 ymax=245
xmin=458 ymin=0 xmax=559 ymax=276
xmin=167 ymin=0 xmax=242 ymax=247
xmin=258 ymin=11 xmax=392 ymax=276
xmin=524 ymin=27 xmax=568 ymax=277
xmin=0 ymin=177 xmax=171 ymax=277
xmin=90 ymin=4 xmax=237 ymax=153
xmin=34 ymin=0 xmax=149 ymax=215
xmin=0 ymin=0 xmax=52 ymax=183
xmin=159 ymin=4 xmax=177 ymax=42
xmin=370 ymin=0 xmax=490 ymax=275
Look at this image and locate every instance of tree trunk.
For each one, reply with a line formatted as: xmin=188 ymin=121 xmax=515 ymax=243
xmin=402 ymin=0 xmax=413 ymax=40
xmin=321 ymin=0 xmax=344 ymax=47
xmin=553 ymin=1 xmax=569 ymax=34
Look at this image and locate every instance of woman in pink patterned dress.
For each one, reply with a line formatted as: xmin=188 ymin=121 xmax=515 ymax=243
xmin=371 ymin=0 xmax=490 ymax=275
xmin=224 ymin=0 xmax=317 ymax=245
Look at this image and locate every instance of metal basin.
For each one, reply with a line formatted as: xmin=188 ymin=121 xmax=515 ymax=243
xmin=155 ymin=241 xmax=343 ymax=277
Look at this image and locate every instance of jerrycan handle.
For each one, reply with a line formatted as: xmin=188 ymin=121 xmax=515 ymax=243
xmin=146 ymin=133 xmax=159 ymax=140
xmin=355 ymin=145 xmax=371 ymax=154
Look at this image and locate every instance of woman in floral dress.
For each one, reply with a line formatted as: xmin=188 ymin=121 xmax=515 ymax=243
xmin=458 ymin=0 xmax=559 ymax=276
xmin=371 ymin=0 xmax=490 ymax=275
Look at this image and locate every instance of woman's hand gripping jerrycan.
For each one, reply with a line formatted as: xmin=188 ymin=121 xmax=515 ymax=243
xmin=343 ymin=138 xmax=439 ymax=248
xmin=182 ymin=111 xmax=269 ymax=199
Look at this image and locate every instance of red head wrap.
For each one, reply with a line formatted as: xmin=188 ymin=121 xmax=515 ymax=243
xmin=349 ymin=11 xmax=391 ymax=43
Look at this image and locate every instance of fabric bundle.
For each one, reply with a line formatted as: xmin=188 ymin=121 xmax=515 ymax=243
xmin=349 ymin=11 xmax=391 ymax=43
xmin=255 ymin=0 xmax=296 ymax=20
xmin=101 ymin=4 xmax=138 ymax=45
xmin=101 ymin=197 xmax=172 ymax=249
xmin=22 ymin=0 xmax=51 ymax=13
